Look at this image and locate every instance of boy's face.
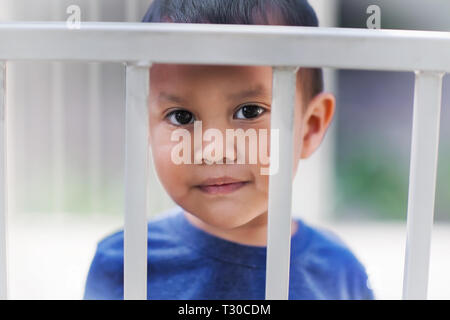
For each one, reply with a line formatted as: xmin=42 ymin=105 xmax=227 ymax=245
xmin=148 ymin=64 xmax=334 ymax=230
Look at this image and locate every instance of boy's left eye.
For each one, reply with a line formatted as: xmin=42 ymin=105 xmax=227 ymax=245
xmin=234 ymin=104 xmax=266 ymax=120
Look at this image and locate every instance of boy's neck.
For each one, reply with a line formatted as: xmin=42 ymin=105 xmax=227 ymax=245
xmin=183 ymin=210 xmax=299 ymax=247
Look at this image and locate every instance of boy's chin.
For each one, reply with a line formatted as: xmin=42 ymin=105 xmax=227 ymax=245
xmin=193 ymin=209 xmax=264 ymax=230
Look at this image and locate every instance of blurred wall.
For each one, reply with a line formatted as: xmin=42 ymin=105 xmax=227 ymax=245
xmin=2 ymin=0 xmax=175 ymax=219
xmin=335 ymin=0 xmax=450 ymax=221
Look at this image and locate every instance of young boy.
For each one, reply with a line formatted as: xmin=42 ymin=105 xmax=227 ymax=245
xmin=84 ymin=0 xmax=375 ymax=300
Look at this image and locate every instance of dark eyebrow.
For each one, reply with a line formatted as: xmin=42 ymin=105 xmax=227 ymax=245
xmin=157 ymin=84 xmax=270 ymax=105
xmin=158 ymin=92 xmax=188 ymax=105
xmin=226 ymin=84 xmax=271 ymax=101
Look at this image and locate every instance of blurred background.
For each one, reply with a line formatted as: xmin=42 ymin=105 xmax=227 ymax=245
xmin=0 ymin=0 xmax=449 ymax=299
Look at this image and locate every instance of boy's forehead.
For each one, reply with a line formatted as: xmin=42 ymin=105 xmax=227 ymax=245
xmin=150 ymin=63 xmax=273 ymax=90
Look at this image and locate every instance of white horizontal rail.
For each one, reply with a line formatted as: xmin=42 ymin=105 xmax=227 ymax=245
xmin=402 ymin=71 xmax=444 ymax=300
xmin=1 ymin=22 xmax=450 ymax=72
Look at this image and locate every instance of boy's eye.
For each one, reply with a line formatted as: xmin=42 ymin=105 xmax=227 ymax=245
xmin=166 ymin=109 xmax=195 ymax=126
xmin=234 ymin=104 xmax=266 ymax=120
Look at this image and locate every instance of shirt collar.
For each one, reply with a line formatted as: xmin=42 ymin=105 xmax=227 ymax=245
xmin=166 ymin=205 xmax=311 ymax=269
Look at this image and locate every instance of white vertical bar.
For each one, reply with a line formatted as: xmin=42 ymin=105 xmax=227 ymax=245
xmin=125 ymin=0 xmax=139 ymax=22
xmin=88 ymin=1 xmax=102 ymax=214
xmin=402 ymin=71 xmax=444 ymax=300
xmin=51 ymin=1 xmax=65 ymax=214
xmin=51 ymin=62 xmax=64 ymax=213
xmin=124 ymin=61 xmax=151 ymax=300
xmin=265 ymin=66 xmax=298 ymax=300
xmin=0 ymin=61 xmax=8 ymax=300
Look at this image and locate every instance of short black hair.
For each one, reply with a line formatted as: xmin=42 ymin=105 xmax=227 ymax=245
xmin=142 ymin=0 xmax=323 ymax=110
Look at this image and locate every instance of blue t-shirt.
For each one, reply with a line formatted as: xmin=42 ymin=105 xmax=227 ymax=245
xmin=84 ymin=206 xmax=375 ymax=300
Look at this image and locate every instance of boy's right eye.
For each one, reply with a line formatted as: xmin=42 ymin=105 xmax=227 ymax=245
xmin=165 ymin=109 xmax=195 ymax=126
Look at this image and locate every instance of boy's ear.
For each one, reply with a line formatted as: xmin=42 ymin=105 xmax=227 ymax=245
xmin=300 ymin=92 xmax=336 ymax=159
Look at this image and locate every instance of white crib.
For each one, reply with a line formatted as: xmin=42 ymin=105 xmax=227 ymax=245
xmin=0 ymin=22 xmax=448 ymax=300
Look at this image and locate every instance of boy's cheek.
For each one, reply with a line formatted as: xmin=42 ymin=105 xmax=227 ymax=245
xmin=253 ymin=169 xmax=269 ymax=196
xmin=149 ymin=135 xmax=185 ymax=178
xmin=153 ymin=143 xmax=182 ymax=172
xmin=152 ymin=154 xmax=190 ymax=200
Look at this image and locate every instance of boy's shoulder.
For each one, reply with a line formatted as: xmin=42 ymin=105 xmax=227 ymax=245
xmin=296 ymin=218 xmax=366 ymax=270
xmin=294 ymin=218 xmax=373 ymax=298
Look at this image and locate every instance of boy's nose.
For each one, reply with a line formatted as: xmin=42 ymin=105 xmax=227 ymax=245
xmin=194 ymin=137 xmax=237 ymax=165
xmin=192 ymin=121 xmax=241 ymax=165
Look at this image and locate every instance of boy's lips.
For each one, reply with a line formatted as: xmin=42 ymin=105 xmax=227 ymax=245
xmin=196 ymin=176 xmax=249 ymax=195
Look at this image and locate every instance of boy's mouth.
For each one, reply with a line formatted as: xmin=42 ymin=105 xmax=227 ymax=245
xmin=196 ymin=176 xmax=249 ymax=195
